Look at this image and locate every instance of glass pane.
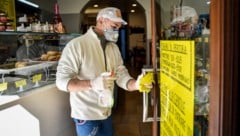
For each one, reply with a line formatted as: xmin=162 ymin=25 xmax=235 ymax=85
xmin=158 ymin=0 xmax=210 ymax=135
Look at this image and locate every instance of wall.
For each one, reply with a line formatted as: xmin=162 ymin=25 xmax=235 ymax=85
xmin=129 ymin=12 xmax=146 ymax=50
xmin=61 ymin=14 xmax=80 ymax=33
xmin=27 ymin=0 xmax=57 ymax=12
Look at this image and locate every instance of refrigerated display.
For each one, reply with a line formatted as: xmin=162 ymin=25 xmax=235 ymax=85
xmin=0 ymin=31 xmax=79 ymax=96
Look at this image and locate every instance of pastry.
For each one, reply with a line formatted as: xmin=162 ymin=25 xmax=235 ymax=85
xmin=47 ymin=55 xmax=57 ymax=61
xmin=15 ymin=61 xmax=27 ymax=68
xmin=47 ymin=51 xmax=59 ymax=56
xmin=40 ymin=54 xmax=49 ymax=61
xmin=40 ymin=51 xmax=61 ymax=61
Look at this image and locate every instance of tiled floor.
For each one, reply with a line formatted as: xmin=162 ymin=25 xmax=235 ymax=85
xmin=112 ymin=64 xmax=152 ymax=136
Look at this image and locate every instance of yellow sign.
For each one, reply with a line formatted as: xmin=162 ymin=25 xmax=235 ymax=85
xmin=15 ymin=79 xmax=27 ymax=88
xmin=160 ymin=40 xmax=195 ymax=136
xmin=0 ymin=82 xmax=8 ymax=92
xmin=32 ymin=74 xmax=42 ymax=83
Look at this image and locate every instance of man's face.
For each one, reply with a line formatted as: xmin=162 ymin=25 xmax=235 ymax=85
xmin=95 ymin=17 xmax=122 ymax=36
xmin=103 ymin=18 xmax=122 ymax=30
xmin=100 ymin=18 xmax=122 ymax=42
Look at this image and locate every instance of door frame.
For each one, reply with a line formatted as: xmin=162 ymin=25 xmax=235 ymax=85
xmin=209 ymin=0 xmax=239 ymax=135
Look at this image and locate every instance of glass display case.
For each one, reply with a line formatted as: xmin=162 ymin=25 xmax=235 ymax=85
xmin=0 ymin=31 xmax=80 ymax=96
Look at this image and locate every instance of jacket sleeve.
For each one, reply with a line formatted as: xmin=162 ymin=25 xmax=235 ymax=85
xmin=105 ymin=43 xmax=133 ymax=90
xmin=56 ymin=41 xmax=81 ymax=92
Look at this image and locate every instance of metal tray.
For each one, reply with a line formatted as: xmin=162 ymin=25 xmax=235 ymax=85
xmin=0 ymin=61 xmax=57 ymax=74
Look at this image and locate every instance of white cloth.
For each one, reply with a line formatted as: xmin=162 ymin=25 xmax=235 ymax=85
xmin=56 ymin=26 xmax=133 ymax=120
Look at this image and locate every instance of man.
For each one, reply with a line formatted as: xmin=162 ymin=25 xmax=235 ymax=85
xmin=16 ymin=34 xmax=46 ymax=61
xmin=56 ymin=7 xmax=150 ymax=136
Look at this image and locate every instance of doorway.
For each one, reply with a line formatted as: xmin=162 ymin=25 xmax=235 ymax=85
xmin=80 ymin=0 xmax=147 ymax=64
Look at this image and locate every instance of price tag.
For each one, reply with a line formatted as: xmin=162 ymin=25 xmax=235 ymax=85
xmin=0 ymin=82 xmax=8 ymax=92
xmin=32 ymin=74 xmax=42 ymax=83
xmin=15 ymin=79 xmax=27 ymax=88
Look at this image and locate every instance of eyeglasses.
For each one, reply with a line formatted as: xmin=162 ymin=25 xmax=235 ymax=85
xmin=109 ymin=21 xmax=122 ymax=30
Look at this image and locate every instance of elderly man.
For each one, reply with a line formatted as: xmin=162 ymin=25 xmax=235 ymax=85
xmin=56 ymin=7 xmax=151 ymax=136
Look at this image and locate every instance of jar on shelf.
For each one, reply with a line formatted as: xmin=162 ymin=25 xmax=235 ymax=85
xmin=41 ymin=22 xmax=49 ymax=33
xmin=6 ymin=22 xmax=14 ymax=31
xmin=0 ymin=22 xmax=6 ymax=31
xmin=31 ymin=21 xmax=41 ymax=32
xmin=0 ymin=12 xmax=7 ymax=23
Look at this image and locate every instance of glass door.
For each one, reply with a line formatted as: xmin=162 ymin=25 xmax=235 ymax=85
xmin=143 ymin=0 xmax=211 ymax=135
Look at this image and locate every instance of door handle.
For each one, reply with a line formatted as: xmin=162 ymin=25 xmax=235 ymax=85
xmin=142 ymin=68 xmax=168 ymax=122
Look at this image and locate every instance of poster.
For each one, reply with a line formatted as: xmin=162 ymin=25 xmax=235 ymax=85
xmin=160 ymin=40 xmax=195 ymax=136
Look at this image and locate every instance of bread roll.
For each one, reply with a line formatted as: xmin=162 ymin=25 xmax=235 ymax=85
xmin=56 ymin=55 xmax=61 ymax=61
xmin=40 ymin=51 xmax=61 ymax=61
xmin=47 ymin=55 xmax=57 ymax=61
xmin=47 ymin=51 xmax=58 ymax=56
xmin=40 ymin=54 xmax=49 ymax=61
xmin=15 ymin=62 xmax=27 ymax=68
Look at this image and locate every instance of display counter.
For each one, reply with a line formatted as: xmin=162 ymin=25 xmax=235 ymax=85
xmin=0 ymin=60 xmax=57 ymax=97
xmin=0 ymin=84 xmax=76 ymax=136
xmin=0 ymin=31 xmax=78 ymax=135
xmin=0 ymin=31 xmax=79 ymax=97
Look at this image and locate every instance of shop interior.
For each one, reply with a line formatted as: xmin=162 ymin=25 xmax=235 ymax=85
xmin=0 ymin=0 xmax=211 ymax=136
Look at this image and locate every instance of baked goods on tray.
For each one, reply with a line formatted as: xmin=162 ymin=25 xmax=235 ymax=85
xmin=40 ymin=51 xmax=61 ymax=61
xmin=15 ymin=61 xmax=27 ymax=68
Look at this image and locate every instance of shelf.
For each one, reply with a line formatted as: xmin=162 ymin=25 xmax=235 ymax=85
xmin=0 ymin=31 xmax=55 ymax=36
xmin=0 ymin=31 xmax=80 ymax=36
xmin=0 ymin=61 xmax=57 ymax=74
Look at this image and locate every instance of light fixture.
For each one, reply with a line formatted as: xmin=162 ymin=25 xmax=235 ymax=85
xmin=205 ymin=0 xmax=211 ymax=5
xmin=132 ymin=3 xmax=137 ymax=7
xmin=18 ymin=0 xmax=39 ymax=8
xmin=131 ymin=9 xmax=135 ymax=13
xmin=93 ymin=4 xmax=99 ymax=8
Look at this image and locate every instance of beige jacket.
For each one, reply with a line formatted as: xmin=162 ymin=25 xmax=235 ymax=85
xmin=56 ymin=26 xmax=133 ymax=120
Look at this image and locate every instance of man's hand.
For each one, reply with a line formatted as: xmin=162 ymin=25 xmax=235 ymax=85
xmin=90 ymin=72 xmax=116 ymax=91
xmin=136 ymin=73 xmax=154 ymax=93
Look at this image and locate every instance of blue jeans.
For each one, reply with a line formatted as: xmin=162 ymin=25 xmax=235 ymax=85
xmin=73 ymin=116 xmax=113 ymax=136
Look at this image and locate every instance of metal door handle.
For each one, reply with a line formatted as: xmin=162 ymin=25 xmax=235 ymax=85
xmin=142 ymin=68 xmax=168 ymax=122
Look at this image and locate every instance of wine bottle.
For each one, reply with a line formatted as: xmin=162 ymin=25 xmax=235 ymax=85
xmin=53 ymin=3 xmax=65 ymax=33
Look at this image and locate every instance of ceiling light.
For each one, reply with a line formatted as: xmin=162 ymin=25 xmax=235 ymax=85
xmin=93 ymin=4 xmax=99 ymax=8
xmin=131 ymin=9 xmax=135 ymax=13
xmin=18 ymin=0 xmax=39 ymax=8
xmin=132 ymin=3 xmax=137 ymax=7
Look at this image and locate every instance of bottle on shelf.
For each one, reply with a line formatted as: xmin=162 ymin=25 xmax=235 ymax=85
xmin=53 ymin=3 xmax=65 ymax=33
